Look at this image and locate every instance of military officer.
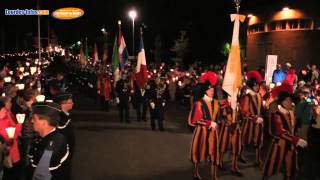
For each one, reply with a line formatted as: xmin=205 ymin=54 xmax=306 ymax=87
xmin=28 ymin=102 xmax=71 ymax=180
xmin=148 ymin=77 xmax=166 ymax=131
xmin=115 ymin=74 xmax=131 ymax=123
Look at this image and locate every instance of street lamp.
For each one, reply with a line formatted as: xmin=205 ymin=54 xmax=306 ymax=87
xmin=101 ymin=28 xmax=106 ymax=33
xmin=128 ymin=9 xmax=137 ymax=56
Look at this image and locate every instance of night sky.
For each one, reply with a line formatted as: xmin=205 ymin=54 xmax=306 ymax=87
xmin=0 ymin=0 xmax=317 ymax=65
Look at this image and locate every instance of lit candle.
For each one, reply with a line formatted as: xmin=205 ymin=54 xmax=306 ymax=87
xmin=19 ymin=67 xmax=25 ymax=72
xmin=16 ymin=114 xmax=26 ymax=124
xmin=36 ymin=95 xmax=45 ymax=102
xmin=6 ymin=127 xmax=16 ymax=139
xmin=30 ymin=67 xmax=37 ymax=75
xmin=15 ymin=84 xmax=25 ymax=90
xmin=4 ymin=76 xmax=11 ymax=83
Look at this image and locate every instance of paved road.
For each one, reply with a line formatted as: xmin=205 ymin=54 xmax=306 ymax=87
xmin=70 ymin=93 xmax=283 ymax=180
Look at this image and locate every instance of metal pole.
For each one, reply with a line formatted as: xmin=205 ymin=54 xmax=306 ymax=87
xmin=37 ymin=0 xmax=41 ymax=61
xmin=132 ymin=18 xmax=135 ymax=57
xmin=48 ymin=18 xmax=50 ymax=58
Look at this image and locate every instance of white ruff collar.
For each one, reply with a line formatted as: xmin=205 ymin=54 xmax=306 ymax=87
xmin=203 ymin=95 xmax=213 ymax=102
xmin=246 ymin=89 xmax=257 ymax=96
xmin=278 ymin=105 xmax=292 ymax=114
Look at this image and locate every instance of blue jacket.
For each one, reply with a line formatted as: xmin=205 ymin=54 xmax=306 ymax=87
xmin=272 ymin=69 xmax=286 ymax=84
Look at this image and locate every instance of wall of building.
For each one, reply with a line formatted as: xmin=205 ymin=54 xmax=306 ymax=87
xmin=246 ymin=30 xmax=320 ymax=70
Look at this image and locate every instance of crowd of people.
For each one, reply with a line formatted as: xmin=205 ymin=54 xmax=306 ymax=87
xmin=0 ymin=54 xmax=75 ymax=180
xmin=0 ymin=51 xmax=320 ymax=180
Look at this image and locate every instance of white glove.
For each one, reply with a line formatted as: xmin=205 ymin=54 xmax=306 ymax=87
xmin=297 ymin=139 xmax=308 ymax=148
xmin=256 ymin=117 xmax=264 ymax=124
xmin=150 ymin=102 xmax=155 ymax=109
xmin=210 ymin=121 xmax=218 ymax=130
xmin=162 ymin=102 xmax=166 ymax=107
xmin=116 ymin=97 xmax=120 ymax=104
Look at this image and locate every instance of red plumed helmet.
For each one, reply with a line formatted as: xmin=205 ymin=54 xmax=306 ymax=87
xmin=199 ymin=71 xmax=218 ymax=86
xmin=270 ymin=80 xmax=294 ymax=98
xmin=246 ymin=70 xmax=263 ymax=83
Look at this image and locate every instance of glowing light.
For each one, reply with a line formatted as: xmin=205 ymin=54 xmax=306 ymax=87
xmin=248 ymin=14 xmax=253 ymax=18
xmin=36 ymin=95 xmax=45 ymax=102
xmin=128 ymin=10 xmax=137 ymax=20
xmin=19 ymin=67 xmax=25 ymax=72
xmin=282 ymin=7 xmax=290 ymax=11
xmin=15 ymin=84 xmax=25 ymax=90
xmin=4 ymin=77 xmax=11 ymax=83
xmin=16 ymin=114 xmax=26 ymax=124
xmin=6 ymin=127 xmax=16 ymax=139
xmin=30 ymin=67 xmax=37 ymax=75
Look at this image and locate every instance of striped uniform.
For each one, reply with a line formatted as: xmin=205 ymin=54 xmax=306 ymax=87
xmin=262 ymin=109 xmax=300 ymax=178
xmin=240 ymin=90 xmax=264 ymax=163
xmin=218 ymin=101 xmax=242 ymax=171
xmin=189 ymin=98 xmax=220 ymax=165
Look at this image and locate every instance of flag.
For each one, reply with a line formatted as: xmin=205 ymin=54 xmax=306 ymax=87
xmin=118 ymin=23 xmax=129 ymax=70
xmin=79 ymin=42 xmax=86 ymax=66
xmin=222 ymin=14 xmax=246 ymax=110
xmin=85 ymin=38 xmax=89 ymax=65
xmin=112 ymin=36 xmax=120 ymax=85
xmin=135 ymin=32 xmax=148 ymax=89
xmin=102 ymin=35 xmax=108 ymax=64
xmin=92 ymin=43 xmax=98 ymax=65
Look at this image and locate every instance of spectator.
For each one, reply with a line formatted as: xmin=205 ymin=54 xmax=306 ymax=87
xmin=295 ymin=87 xmax=313 ymax=140
xmin=272 ymin=64 xmax=286 ymax=84
xmin=285 ymin=67 xmax=298 ymax=88
xmin=0 ymin=97 xmax=22 ymax=180
xmin=311 ymin=64 xmax=319 ymax=83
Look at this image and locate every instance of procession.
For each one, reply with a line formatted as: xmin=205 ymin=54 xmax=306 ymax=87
xmin=1 ymin=0 xmax=319 ymax=180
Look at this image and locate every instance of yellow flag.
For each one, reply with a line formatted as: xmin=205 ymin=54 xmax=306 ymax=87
xmin=222 ymin=14 xmax=246 ymax=110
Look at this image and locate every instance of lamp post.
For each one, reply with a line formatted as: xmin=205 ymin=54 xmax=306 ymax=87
xmin=128 ymin=10 xmax=137 ymax=56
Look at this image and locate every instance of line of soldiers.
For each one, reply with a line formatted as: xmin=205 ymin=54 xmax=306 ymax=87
xmin=114 ymin=73 xmax=167 ymax=131
xmin=188 ymin=71 xmax=307 ymax=180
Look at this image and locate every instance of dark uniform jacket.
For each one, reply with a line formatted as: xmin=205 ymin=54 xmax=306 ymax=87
xmin=57 ymin=112 xmax=75 ymax=157
xmin=29 ymin=130 xmax=70 ymax=180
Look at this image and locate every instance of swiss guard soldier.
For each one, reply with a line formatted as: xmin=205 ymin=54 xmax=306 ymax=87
xmin=148 ymin=77 xmax=166 ymax=131
xmin=115 ymin=74 xmax=131 ymax=123
xmin=239 ymin=70 xmax=265 ymax=166
xmin=215 ymin=85 xmax=243 ymax=176
xmin=189 ymin=71 xmax=220 ymax=180
xmin=28 ymin=102 xmax=71 ymax=180
xmin=262 ymin=91 xmax=308 ymax=180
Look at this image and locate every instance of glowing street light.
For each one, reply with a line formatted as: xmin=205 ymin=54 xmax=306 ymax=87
xmin=128 ymin=9 xmax=137 ymax=56
xmin=77 ymin=41 xmax=81 ymax=46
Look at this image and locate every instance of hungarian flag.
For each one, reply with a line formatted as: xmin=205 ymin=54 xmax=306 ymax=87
xmin=135 ymin=33 xmax=148 ymax=89
xmin=112 ymin=36 xmax=120 ymax=86
xmin=118 ymin=22 xmax=128 ymax=70
xmin=92 ymin=43 xmax=99 ymax=65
